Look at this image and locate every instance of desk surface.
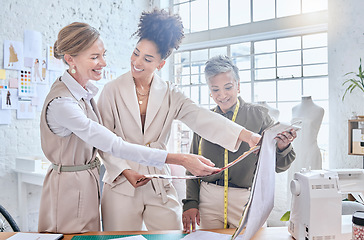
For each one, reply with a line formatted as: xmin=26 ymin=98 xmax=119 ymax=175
xmin=0 ymin=227 xmax=293 ymax=240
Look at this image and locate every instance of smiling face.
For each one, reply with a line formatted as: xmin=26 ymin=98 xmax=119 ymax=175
xmin=130 ymin=39 xmax=165 ymax=82
xmin=65 ymin=38 xmax=107 ymax=86
xmin=208 ymin=71 xmax=240 ymax=113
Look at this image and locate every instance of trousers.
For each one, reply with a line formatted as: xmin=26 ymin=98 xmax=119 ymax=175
xmin=101 ymin=180 xmax=182 ymax=231
xmin=199 ymin=181 xmax=250 ymax=229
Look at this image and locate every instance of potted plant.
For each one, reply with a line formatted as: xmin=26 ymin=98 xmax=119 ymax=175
xmin=342 ymin=58 xmax=364 ymax=101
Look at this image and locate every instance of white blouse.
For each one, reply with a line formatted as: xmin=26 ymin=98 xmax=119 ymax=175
xmin=45 ymin=71 xmax=167 ymax=169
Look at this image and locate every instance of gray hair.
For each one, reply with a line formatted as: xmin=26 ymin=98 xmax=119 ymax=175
xmin=204 ymin=55 xmax=240 ymax=83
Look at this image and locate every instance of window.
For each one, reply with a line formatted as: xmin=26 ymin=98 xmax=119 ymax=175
xmin=173 ymin=0 xmax=328 ymax=33
xmin=172 ymin=32 xmax=329 ymax=166
xmin=170 ymin=0 xmax=329 ymax=167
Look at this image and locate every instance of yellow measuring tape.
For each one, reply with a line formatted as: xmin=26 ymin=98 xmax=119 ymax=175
xmin=198 ymin=100 xmax=240 ymax=228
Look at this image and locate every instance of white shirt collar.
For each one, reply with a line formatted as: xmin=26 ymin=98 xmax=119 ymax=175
xmin=61 ymin=71 xmax=99 ymax=101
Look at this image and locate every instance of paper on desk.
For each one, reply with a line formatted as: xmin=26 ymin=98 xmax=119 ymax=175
xmin=231 ymin=122 xmax=299 ymax=240
xmin=7 ymin=232 xmax=63 ymax=240
xmin=181 ymin=230 xmax=232 ymax=240
xmin=111 ymin=235 xmax=147 ymax=240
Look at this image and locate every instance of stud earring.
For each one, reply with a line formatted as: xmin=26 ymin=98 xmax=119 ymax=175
xmin=71 ymin=67 xmax=76 ymax=74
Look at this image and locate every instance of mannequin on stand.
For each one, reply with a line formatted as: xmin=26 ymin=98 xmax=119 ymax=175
xmin=257 ymin=101 xmax=280 ymax=122
xmin=290 ymin=96 xmax=324 ymax=171
xmin=285 ymin=96 xmax=324 ymax=210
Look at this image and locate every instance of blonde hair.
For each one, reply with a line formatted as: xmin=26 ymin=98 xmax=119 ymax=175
xmin=53 ymin=22 xmax=100 ymax=65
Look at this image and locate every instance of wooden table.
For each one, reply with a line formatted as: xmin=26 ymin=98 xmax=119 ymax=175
xmin=0 ymin=227 xmax=294 ymax=239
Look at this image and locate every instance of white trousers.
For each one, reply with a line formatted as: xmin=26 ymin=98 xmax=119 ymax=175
xmin=199 ymin=181 xmax=250 ymax=229
xmin=101 ymin=181 xmax=182 ymax=231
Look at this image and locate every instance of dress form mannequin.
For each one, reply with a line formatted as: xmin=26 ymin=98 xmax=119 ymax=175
xmin=257 ymin=101 xmax=280 ymax=122
xmin=290 ymin=96 xmax=324 ymax=171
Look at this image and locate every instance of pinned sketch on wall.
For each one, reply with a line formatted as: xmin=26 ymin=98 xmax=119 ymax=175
xmin=18 ymin=69 xmax=36 ymax=97
xmin=32 ymin=58 xmax=47 ymax=83
xmin=24 ymin=30 xmax=42 ymax=74
xmin=9 ymin=78 xmax=18 ymax=89
xmin=47 ymin=45 xmax=64 ymax=71
xmin=17 ymin=100 xmax=35 ymax=119
xmin=4 ymin=40 xmax=24 ymax=70
xmin=0 ymin=79 xmax=8 ymax=90
xmin=24 ymin=30 xmax=42 ymax=59
xmin=0 ymin=69 xmax=6 ymax=80
xmin=42 ymin=59 xmax=48 ymax=82
xmin=1 ymin=89 xmax=18 ymax=110
xmin=24 ymin=57 xmax=34 ymax=68
xmin=0 ymin=96 xmax=11 ymax=124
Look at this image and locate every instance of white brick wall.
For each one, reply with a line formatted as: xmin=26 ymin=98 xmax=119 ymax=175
xmin=328 ymin=0 xmax=364 ymax=169
xmin=0 ymin=0 xmax=154 ymax=231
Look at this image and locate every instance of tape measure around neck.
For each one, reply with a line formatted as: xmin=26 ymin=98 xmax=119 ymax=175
xmin=198 ymin=100 xmax=240 ymax=228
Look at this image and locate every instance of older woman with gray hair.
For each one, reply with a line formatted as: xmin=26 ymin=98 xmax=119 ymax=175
xmin=182 ymin=55 xmax=297 ymax=232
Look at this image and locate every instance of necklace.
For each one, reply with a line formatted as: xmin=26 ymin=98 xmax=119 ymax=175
xmin=133 ymin=77 xmax=151 ymax=105
xmin=135 ymin=87 xmax=150 ymax=105
xmin=137 ymin=94 xmax=148 ymax=105
xmin=136 ymin=87 xmax=150 ymax=96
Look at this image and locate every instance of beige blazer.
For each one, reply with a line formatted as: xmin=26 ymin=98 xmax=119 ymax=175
xmin=38 ymin=78 xmax=100 ymax=233
xmin=97 ymin=71 xmax=243 ymax=201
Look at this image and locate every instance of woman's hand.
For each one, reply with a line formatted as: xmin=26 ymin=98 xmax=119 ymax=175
xmin=166 ymin=153 xmax=219 ymax=176
xmin=275 ymin=129 xmax=297 ymax=151
xmin=183 ymin=208 xmax=200 ymax=233
xmin=122 ymin=169 xmax=150 ymax=188
xmin=239 ymin=129 xmax=262 ymax=148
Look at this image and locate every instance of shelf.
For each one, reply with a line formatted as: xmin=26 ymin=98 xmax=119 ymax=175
xmin=348 ymin=119 xmax=364 ymax=155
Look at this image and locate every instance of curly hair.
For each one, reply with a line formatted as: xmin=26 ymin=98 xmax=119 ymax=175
xmin=133 ymin=8 xmax=184 ymax=60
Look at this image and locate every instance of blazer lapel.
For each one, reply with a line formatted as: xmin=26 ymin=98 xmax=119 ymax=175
xmin=118 ymin=72 xmax=142 ymax=130
xmin=144 ymin=73 xmax=167 ymax=132
xmin=90 ymin=98 xmax=102 ymax=124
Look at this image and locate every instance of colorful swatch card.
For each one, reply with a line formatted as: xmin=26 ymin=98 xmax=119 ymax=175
xmin=47 ymin=44 xmax=64 ymax=71
xmin=18 ymin=69 xmax=36 ymax=97
xmin=0 ymin=79 xmax=8 ymax=89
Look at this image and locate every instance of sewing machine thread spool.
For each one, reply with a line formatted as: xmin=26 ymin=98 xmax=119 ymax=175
xmin=353 ymin=211 xmax=364 ymax=240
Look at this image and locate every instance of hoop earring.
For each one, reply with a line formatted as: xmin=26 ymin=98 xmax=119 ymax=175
xmin=210 ymin=93 xmax=212 ymax=97
xmin=71 ymin=67 xmax=76 ymax=74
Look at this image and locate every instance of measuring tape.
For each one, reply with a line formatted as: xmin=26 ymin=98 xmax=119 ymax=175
xmin=198 ymin=100 xmax=240 ymax=228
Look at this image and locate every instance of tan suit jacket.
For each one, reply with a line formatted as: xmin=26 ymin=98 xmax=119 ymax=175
xmin=97 ymin=71 xmax=244 ymax=201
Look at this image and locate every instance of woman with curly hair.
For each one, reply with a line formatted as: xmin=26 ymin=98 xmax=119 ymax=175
xmin=97 ymin=8 xmax=261 ymax=231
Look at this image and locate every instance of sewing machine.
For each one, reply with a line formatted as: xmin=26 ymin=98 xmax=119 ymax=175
xmin=289 ymin=168 xmax=364 ymax=240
